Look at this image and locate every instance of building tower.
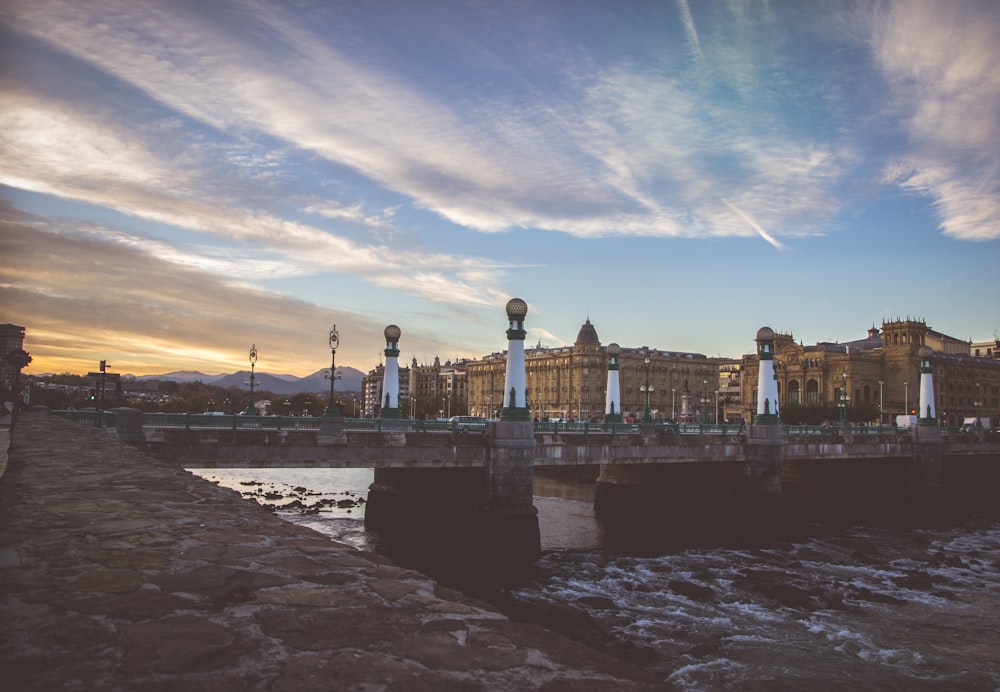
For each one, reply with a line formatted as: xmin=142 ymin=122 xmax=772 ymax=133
xmin=379 ymin=324 xmax=402 ymax=418
xmin=501 ymin=298 xmax=531 ymax=421
xmin=604 ymin=342 xmax=622 ymax=423
xmin=917 ymin=346 xmax=937 ymax=425
xmin=755 ymin=326 xmax=780 ymax=423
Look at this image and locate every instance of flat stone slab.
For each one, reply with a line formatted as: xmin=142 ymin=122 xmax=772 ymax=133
xmin=0 ymin=413 xmax=660 ymax=690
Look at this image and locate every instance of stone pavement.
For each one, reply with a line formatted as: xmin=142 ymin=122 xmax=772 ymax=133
xmin=0 ymin=413 xmax=662 ymax=690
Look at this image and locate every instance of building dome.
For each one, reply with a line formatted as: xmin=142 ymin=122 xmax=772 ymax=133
xmin=756 ymin=326 xmax=775 ymax=341
xmin=575 ymin=318 xmax=600 ymax=346
xmin=505 ymin=298 xmax=528 ymax=320
xmin=917 ymin=345 xmax=933 ymax=358
xmin=384 ymin=324 xmax=401 ymax=341
xmin=607 ymin=342 xmax=621 ymax=355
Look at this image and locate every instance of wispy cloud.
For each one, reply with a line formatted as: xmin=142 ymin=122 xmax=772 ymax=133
xmin=3 ymin=0 xmax=866 ymax=244
xmin=0 ymin=202 xmax=465 ymax=373
xmin=872 ymin=0 xmax=1000 ymax=241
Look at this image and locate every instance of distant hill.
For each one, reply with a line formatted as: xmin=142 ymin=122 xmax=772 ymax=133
xmin=137 ymin=366 xmax=365 ymax=393
xmin=138 ymin=370 xmax=222 ymax=383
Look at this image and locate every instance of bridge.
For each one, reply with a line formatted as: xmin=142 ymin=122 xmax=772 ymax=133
xmin=52 ymin=408 xmax=1000 ymax=569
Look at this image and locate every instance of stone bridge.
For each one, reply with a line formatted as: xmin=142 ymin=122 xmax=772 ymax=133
xmin=62 ymin=409 xmax=1000 ymax=565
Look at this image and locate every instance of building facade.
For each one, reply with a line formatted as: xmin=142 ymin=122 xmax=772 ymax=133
xmin=466 ymin=319 xmax=728 ymax=422
xmin=740 ymin=319 xmax=1000 ymax=426
xmin=362 ymin=356 xmax=469 ymax=419
xmin=1 ymin=323 xmax=27 ymax=394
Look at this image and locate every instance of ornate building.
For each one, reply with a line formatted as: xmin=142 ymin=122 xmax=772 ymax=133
xmin=466 ymin=319 xmax=727 ymax=422
xmin=362 ymin=356 xmax=469 ymax=419
xmin=740 ymin=319 xmax=1000 ymax=426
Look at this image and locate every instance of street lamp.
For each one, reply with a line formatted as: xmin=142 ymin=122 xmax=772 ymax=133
xmin=975 ymin=382 xmax=982 ymax=427
xmin=671 ymin=387 xmax=676 ymax=422
xmin=640 ymin=355 xmax=654 ymax=423
xmin=323 ymin=325 xmax=341 ymax=417
xmin=839 ymin=370 xmax=850 ymax=425
xmin=702 ymin=378 xmax=709 ymax=424
xmin=244 ymin=344 xmax=258 ymax=415
xmin=904 ymin=380 xmax=909 ymax=415
xmin=878 ymin=380 xmax=884 ymax=426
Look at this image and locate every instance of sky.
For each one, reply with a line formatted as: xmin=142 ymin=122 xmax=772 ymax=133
xmin=2 ymin=0 xmax=998 ymax=378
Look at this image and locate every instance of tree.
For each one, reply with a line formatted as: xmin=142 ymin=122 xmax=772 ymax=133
xmin=4 ymin=348 xmax=32 ymax=412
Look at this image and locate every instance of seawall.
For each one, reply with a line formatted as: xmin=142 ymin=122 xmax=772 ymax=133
xmin=0 ymin=413 xmax=657 ymax=690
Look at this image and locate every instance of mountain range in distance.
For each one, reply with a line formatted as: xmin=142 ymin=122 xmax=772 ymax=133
xmin=136 ymin=367 xmax=366 ymax=394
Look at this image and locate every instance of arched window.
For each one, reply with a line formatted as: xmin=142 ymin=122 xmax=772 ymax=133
xmin=806 ymin=379 xmax=820 ymax=403
xmin=788 ymin=380 xmax=801 ymax=403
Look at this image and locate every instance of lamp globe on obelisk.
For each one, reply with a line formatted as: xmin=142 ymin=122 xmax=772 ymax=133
xmin=604 ymin=343 xmax=623 ymax=424
xmin=379 ymin=324 xmax=402 ymax=419
xmin=501 ymin=298 xmax=531 ymax=421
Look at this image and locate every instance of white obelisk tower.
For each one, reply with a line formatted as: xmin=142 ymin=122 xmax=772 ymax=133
xmin=917 ymin=346 xmax=937 ymax=425
xmin=754 ymin=327 xmax=780 ymax=423
xmin=379 ymin=324 xmax=402 ymax=418
xmin=501 ymin=298 xmax=530 ymax=421
xmin=604 ymin=343 xmax=623 ymax=423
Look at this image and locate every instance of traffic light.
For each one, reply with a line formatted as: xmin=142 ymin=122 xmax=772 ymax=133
xmin=100 ymin=360 xmax=107 ymax=373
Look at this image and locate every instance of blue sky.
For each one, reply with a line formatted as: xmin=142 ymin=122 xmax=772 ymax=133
xmin=2 ymin=0 xmax=998 ymax=377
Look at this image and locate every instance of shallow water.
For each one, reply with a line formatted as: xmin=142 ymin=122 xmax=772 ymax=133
xmin=191 ymin=467 xmax=1000 ymax=689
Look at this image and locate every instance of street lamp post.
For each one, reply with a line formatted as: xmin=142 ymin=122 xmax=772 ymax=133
xmin=640 ymin=355 xmax=654 ymax=423
xmin=244 ymin=345 xmax=258 ymax=415
xmin=975 ymin=382 xmax=982 ymax=427
xmin=878 ymin=380 xmax=884 ymax=426
xmin=839 ymin=370 xmax=850 ymax=425
xmin=323 ymin=325 xmax=341 ymax=417
xmin=904 ymin=380 xmax=909 ymax=416
xmin=702 ymin=379 xmax=709 ymax=424
xmin=672 ymin=387 xmax=676 ymax=422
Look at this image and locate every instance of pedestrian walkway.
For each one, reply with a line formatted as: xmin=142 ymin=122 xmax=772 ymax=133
xmin=0 ymin=412 xmax=657 ymax=690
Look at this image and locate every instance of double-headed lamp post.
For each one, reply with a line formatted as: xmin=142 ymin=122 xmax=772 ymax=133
xmin=975 ymin=382 xmax=982 ymax=427
xmin=839 ymin=370 xmax=850 ymax=425
xmin=878 ymin=380 xmax=884 ymax=426
xmin=244 ymin=344 xmax=258 ymax=415
xmin=323 ymin=325 xmax=341 ymax=417
xmin=640 ymin=355 xmax=654 ymax=423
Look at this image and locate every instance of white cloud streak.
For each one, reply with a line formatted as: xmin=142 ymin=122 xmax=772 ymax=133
xmin=2 ymin=0 xmax=870 ymax=244
xmin=872 ymin=0 xmax=1000 ymax=241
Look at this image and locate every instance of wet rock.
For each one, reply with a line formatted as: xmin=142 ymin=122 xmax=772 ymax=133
xmin=892 ymin=570 xmax=935 ymax=590
xmin=851 ymin=586 xmax=907 ymax=606
xmin=686 ymin=640 xmax=722 ymax=658
xmin=668 ymin=579 xmax=716 ymax=603
xmin=577 ymin=595 xmax=616 ymax=609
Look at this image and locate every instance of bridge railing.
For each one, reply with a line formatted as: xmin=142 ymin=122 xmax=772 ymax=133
xmin=50 ymin=410 xmax=995 ymax=439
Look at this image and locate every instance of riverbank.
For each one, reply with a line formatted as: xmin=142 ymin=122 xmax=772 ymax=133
xmin=0 ymin=412 xmax=659 ymax=690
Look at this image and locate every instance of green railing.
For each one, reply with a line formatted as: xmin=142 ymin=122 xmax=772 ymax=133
xmin=49 ymin=410 xmax=996 ymax=437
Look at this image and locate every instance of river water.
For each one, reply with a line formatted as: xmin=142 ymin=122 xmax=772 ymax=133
xmin=189 ymin=467 xmax=1000 ymax=690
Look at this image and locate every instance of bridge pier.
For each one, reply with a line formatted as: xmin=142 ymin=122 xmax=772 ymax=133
xmin=911 ymin=425 xmax=944 ymax=490
xmin=364 ymin=420 xmax=540 ymax=576
xmin=745 ymin=423 xmax=784 ymax=498
xmin=484 ymin=420 xmax=541 ymax=565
